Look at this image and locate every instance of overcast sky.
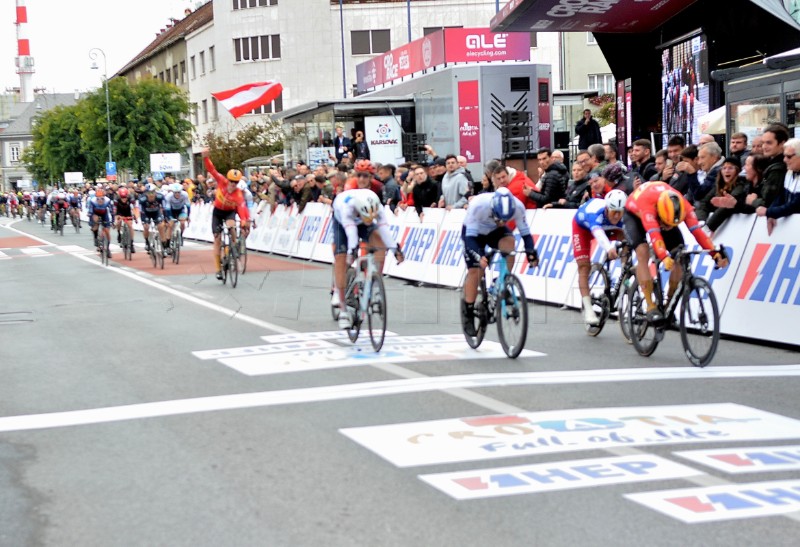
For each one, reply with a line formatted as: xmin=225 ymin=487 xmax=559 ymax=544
xmin=0 ymin=0 xmax=202 ymax=95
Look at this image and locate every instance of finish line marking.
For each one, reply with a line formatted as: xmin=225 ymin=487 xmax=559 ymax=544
xmin=0 ymin=365 xmax=799 ymax=433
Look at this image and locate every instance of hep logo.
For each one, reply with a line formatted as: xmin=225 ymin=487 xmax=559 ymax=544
xmin=376 ymin=124 xmax=391 ymax=138
xmin=466 ymin=33 xmax=508 ymax=50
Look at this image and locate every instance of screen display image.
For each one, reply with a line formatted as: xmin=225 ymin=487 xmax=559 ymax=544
xmin=661 ymin=34 xmax=710 ymax=145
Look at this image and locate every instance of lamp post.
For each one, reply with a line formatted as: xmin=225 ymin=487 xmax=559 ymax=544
xmin=89 ymin=48 xmax=112 ymax=164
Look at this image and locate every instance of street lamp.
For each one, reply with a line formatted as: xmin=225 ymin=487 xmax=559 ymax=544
xmin=89 ymin=47 xmax=113 ymax=164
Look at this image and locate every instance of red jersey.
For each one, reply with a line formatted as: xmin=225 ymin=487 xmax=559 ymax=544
xmin=204 ymin=157 xmax=249 ymax=221
xmin=625 ymin=181 xmax=713 ymax=260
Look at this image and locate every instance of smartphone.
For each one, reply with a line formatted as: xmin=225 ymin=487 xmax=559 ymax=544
xmin=666 ymin=159 xmax=674 ymax=167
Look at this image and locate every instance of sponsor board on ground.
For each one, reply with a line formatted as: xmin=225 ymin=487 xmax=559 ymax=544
xmin=674 ymin=445 xmax=800 ymax=474
xmin=625 ymin=479 xmax=800 ymax=523
xmin=419 ymin=454 xmax=703 ymax=500
xmin=340 ymin=403 xmax=800 ymax=468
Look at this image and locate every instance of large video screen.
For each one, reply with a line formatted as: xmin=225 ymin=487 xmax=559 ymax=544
xmin=661 ymin=33 xmax=710 ymax=146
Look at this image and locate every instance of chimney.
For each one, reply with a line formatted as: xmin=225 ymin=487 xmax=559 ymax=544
xmin=15 ymin=0 xmax=35 ymax=103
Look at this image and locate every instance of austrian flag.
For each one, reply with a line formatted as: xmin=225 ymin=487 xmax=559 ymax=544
xmin=211 ymin=81 xmax=283 ymax=119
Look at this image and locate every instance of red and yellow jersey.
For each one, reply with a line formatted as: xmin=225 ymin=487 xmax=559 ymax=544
xmin=204 ymin=157 xmax=249 ymax=221
xmin=625 ymin=180 xmax=713 ymax=260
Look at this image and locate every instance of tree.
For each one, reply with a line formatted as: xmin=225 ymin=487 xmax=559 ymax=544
xmin=202 ymin=120 xmax=283 ymax=173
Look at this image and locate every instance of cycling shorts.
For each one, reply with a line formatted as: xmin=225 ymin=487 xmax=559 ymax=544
xmin=142 ymin=210 xmax=164 ymax=226
xmin=90 ymin=211 xmax=113 ymax=228
xmin=623 ymin=211 xmax=683 ymax=253
xmin=212 ymin=208 xmax=236 ymax=235
xmin=461 ymin=225 xmax=512 ymax=269
xmin=166 ymin=208 xmax=188 ymax=221
xmin=332 ymin=217 xmax=375 ymax=255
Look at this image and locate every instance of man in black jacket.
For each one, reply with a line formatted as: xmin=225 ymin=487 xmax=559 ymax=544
xmin=524 ymin=148 xmax=568 ymax=207
xmin=576 ymin=109 xmax=602 ymax=150
xmin=410 ymin=164 xmax=441 ymax=219
xmin=630 ymin=138 xmax=658 ymax=188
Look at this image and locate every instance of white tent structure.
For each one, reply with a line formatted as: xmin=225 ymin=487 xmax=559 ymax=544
xmin=699 ymin=106 xmax=726 ymax=134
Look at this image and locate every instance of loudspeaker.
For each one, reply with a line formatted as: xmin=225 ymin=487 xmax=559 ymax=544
xmin=501 ymin=111 xmax=531 ymax=125
xmin=503 ymin=140 xmax=533 ymax=154
xmin=501 ymin=110 xmax=532 ymax=159
xmin=554 ymin=131 xmax=570 ymax=149
xmin=402 ymin=133 xmax=427 ymax=163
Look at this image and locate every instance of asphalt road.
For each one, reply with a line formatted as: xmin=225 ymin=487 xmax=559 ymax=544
xmin=1 ymin=214 xmax=799 ymax=547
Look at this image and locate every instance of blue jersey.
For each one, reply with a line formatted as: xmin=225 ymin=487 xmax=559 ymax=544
xmin=463 ymin=192 xmax=532 ymax=238
xmin=88 ymin=196 xmax=113 ymax=217
xmin=165 ymin=190 xmax=190 ymax=211
xmin=574 ymin=198 xmax=624 ymax=253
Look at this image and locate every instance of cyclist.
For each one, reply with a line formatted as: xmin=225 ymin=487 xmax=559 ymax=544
xmin=201 ymin=148 xmax=250 ymax=280
xmin=21 ymin=192 xmax=33 ymax=219
xmin=164 ymin=182 xmax=190 ymax=254
xmin=7 ymin=192 xmax=18 ymax=218
xmin=88 ymin=188 xmax=113 ymax=258
xmin=114 ymin=188 xmax=139 ymax=253
xmin=461 ymin=187 xmax=539 ymax=336
xmin=68 ymin=189 xmax=82 ymax=228
xmin=624 ymin=180 xmax=729 ymax=321
xmin=138 ymin=184 xmax=167 ymax=254
xmin=331 ymin=188 xmax=404 ymax=329
xmin=572 ymin=189 xmax=628 ymax=326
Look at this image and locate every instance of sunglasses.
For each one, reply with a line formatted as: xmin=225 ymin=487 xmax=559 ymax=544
xmin=357 ymin=173 xmax=371 ymax=178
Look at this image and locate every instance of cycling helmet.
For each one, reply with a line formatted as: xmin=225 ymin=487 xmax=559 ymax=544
xmin=171 ymin=183 xmax=182 ymax=193
xmin=354 ymin=191 xmax=381 ymax=221
xmin=38 ymin=191 xmax=45 ymax=197
xmin=23 ymin=191 xmax=30 ymax=197
xmin=146 ymin=183 xmax=157 ymax=193
xmin=491 ymin=187 xmax=515 ymax=222
xmin=354 ymin=159 xmax=374 ymax=174
xmin=88 ymin=190 xmax=96 ymax=198
xmin=226 ymin=169 xmax=243 ymax=182
xmin=605 ymin=189 xmax=627 ymax=212
xmin=656 ymin=189 xmax=686 ymax=227
xmin=58 ymin=192 xmax=66 ymax=199
xmin=96 ymin=189 xmax=106 ymax=198
xmin=118 ymin=188 xmax=129 ymax=198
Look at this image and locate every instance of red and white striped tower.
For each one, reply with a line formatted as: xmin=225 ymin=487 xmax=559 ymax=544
xmin=15 ymin=0 xmax=35 ymax=102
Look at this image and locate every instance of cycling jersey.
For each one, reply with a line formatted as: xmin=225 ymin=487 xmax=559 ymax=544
xmin=625 ymin=180 xmax=713 ymax=260
xmin=462 ymin=192 xmax=536 ymax=266
xmin=165 ymin=190 xmax=190 ymax=212
xmin=332 ymin=189 xmax=397 ymax=254
xmin=573 ymin=198 xmax=624 ymax=260
xmin=204 ymin=157 xmax=250 ymax=221
xmin=52 ymin=198 xmax=71 ymax=212
xmin=138 ymin=193 xmax=165 ymax=215
xmin=115 ymin=198 xmax=138 ymax=218
xmin=68 ymin=195 xmax=81 ymax=208
xmin=36 ymin=195 xmax=47 ymax=207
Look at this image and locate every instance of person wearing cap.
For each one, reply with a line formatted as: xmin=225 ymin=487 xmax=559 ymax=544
xmin=602 ymin=163 xmax=632 ymax=195
xmin=288 ymin=174 xmax=314 ymax=213
xmin=695 ymin=155 xmax=748 ymax=234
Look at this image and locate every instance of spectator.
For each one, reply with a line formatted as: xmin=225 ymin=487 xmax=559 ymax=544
xmin=589 ymin=171 xmax=612 ymax=199
xmin=438 ymin=154 xmax=470 ymax=209
xmin=310 ymin=174 xmax=334 ymax=205
xmin=757 ymin=137 xmax=800 ymax=234
xmin=288 ymin=174 xmax=313 ymax=213
xmin=378 ymin=163 xmax=402 ymax=212
xmin=746 ymin=123 xmax=789 ymax=212
xmin=689 ymin=142 xmax=724 ymax=203
xmin=457 ymin=155 xmax=477 ymax=195
xmin=672 ymin=144 xmax=699 ymax=197
xmin=546 ymin=161 xmax=590 ymax=209
xmin=630 ymin=138 xmax=658 ymax=187
xmin=411 ymin=164 xmax=441 ymax=218
xmin=651 ymin=149 xmax=676 ymax=182
xmin=666 ymin=135 xmax=686 ymax=164
xmin=576 ymin=108 xmax=602 ymax=150
xmin=695 ymin=156 xmax=748 ymax=233
xmin=353 ymin=131 xmax=370 ymax=160
xmin=751 ymin=135 xmax=764 ymax=155
xmin=332 ymin=126 xmax=351 ymax=164
xmin=524 ymin=148 xmax=567 ymax=207
xmin=737 ymin=154 xmax=770 ymax=215
xmin=587 ymin=143 xmax=607 ymax=174
xmin=698 ymin=134 xmax=715 ymax=145
xmin=602 ymin=163 xmax=630 ymax=194
xmin=604 ymin=141 xmax=628 ymax=173
xmin=730 ymin=132 xmax=749 ymax=163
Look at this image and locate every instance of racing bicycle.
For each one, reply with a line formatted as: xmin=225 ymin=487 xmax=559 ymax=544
xmin=169 ymin=219 xmax=182 ymax=265
xmin=219 ymin=223 xmax=239 ymax=288
xmin=146 ymin=220 xmax=164 ymax=270
xmin=342 ymin=247 xmax=388 ymax=352
xmin=461 ymin=248 xmax=530 ymax=359
xmin=119 ymin=219 xmax=134 ymax=261
xmin=586 ymin=240 xmax=635 ymax=341
xmin=627 ymin=244 xmax=725 ymax=367
xmin=236 ymin=223 xmax=248 ymax=274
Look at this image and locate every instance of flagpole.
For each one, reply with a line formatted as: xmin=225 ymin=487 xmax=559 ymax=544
xmin=339 ymin=0 xmax=347 ymax=98
xmin=407 ymin=0 xmax=411 ymax=43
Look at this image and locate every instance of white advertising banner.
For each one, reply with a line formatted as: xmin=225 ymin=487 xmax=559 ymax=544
xmin=293 ymin=202 xmax=329 ymax=260
xmin=64 ymin=172 xmax=83 ymax=185
xmin=718 ymin=215 xmax=800 ymax=345
xmin=307 ymin=147 xmax=335 ymax=168
xmin=364 ymin=115 xmax=403 ymax=165
xmin=150 ymin=153 xmax=182 ymax=173
xmin=340 ymin=403 xmax=800 ymax=468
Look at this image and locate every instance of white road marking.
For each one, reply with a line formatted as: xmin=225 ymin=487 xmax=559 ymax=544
xmin=0 ymin=365 xmax=799 ymax=433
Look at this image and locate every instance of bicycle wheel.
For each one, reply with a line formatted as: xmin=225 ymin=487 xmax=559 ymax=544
xmin=99 ymin=233 xmax=108 ymax=267
xmin=627 ymin=279 xmax=661 ymax=357
xmin=58 ymin=211 xmax=65 ymax=236
xmin=680 ymin=277 xmax=720 ymax=368
xmin=616 ymin=272 xmax=634 ymax=344
xmin=171 ymin=227 xmax=181 ymax=264
xmin=586 ymin=264 xmax=611 ymax=336
xmin=463 ymin=278 xmax=488 ymax=349
xmin=496 ymin=275 xmax=529 ymax=359
xmin=367 ymin=273 xmax=387 ymax=351
xmin=153 ymin=237 xmax=164 ymax=269
xmin=220 ymin=243 xmax=229 ymax=285
xmin=122 ymin=226 xmax=132 ymax=261
xmin=229 ymin=244 xmax=239 ymax=288
xmin=344 ymin=268 xmax=361 ymax=343
xmin=237 ymin=236 xmax=248 ymax=274
xmin=72 ymin=213 xmax=80 ymax=233
xmin=148 ymin=235 xmax=157 ymax=267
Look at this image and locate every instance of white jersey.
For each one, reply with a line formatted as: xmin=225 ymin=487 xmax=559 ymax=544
xmin=332 ymin=189 xmax=397 ymax=252
xmin=463 ymin=192 xmax=532 ymax=237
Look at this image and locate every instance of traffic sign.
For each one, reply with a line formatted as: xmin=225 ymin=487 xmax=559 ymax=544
xmin=106 ymin=161 xmax=117 ymax=182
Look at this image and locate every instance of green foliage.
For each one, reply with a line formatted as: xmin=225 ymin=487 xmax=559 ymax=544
xmin=203 ymin=121 xmax=283 ymax=173
xmin=594 ymin=96 xmax=616 ymax=127
xmin=25 ymin=78 xmax=192 ymax=182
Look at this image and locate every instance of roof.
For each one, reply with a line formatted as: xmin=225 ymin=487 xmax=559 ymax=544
xmin=115 ymin=1 xmax=213 ymax=77
xmin=0 ymin=93 xmax=81 ymax=138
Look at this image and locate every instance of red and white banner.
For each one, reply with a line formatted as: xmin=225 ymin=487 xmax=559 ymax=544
xmin=457 ymin=81 xmax=481 ymax=163
xmin=212 ymin=81 xmax=283 ymax=119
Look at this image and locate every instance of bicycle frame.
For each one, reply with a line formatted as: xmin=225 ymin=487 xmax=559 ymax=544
xmin=483 ymin=249 xmax=520 ymax=321
xmin=348 ymin=252 xmax=378 ymax=318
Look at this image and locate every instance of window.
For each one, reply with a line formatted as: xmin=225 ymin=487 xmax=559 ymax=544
xmin=173 ymin=64 xmax=179 ymax=84
xmin=165 ymin=68 xmax=171 ymax=83
xmin=10 ymin=143 xmax=21 ymax=163
xmin=587 ymin=33 xmax=597 ymax=45
xmin=159 ymin=71 xmax=164 ymax=81
xmin=530 ymin=32 xmax=537 ymax=48
xmin=190 ymin=56 xmax=196 ymax=79
xmin=233 ymin=35 xmax=281 ymax=61
xmin=191 ymin=103 xmax=199 ymax=126
xmin=232 ymin=0 xmax=277 ymax=9
xmin=423 ymin=26 xmax=462 ymax=36
xmin=180 ymin=61 xmax=186 ymax=83
xmin=200 ymin=51 xmax=206 ymax=75
xmin=351 ymin=30 xmax=390 ymax=55
xmin=202 ymin=99 xmax=208 ymax=124
xmin=209 ymin=46 xmax=215 ymax=71
xmin=247 ymin=93 xmax=282 ymax=115
xmin=588 ymin=73 xmax=614 ymax=94
xmin=212 ymin=98 xmax=219 ymax=121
